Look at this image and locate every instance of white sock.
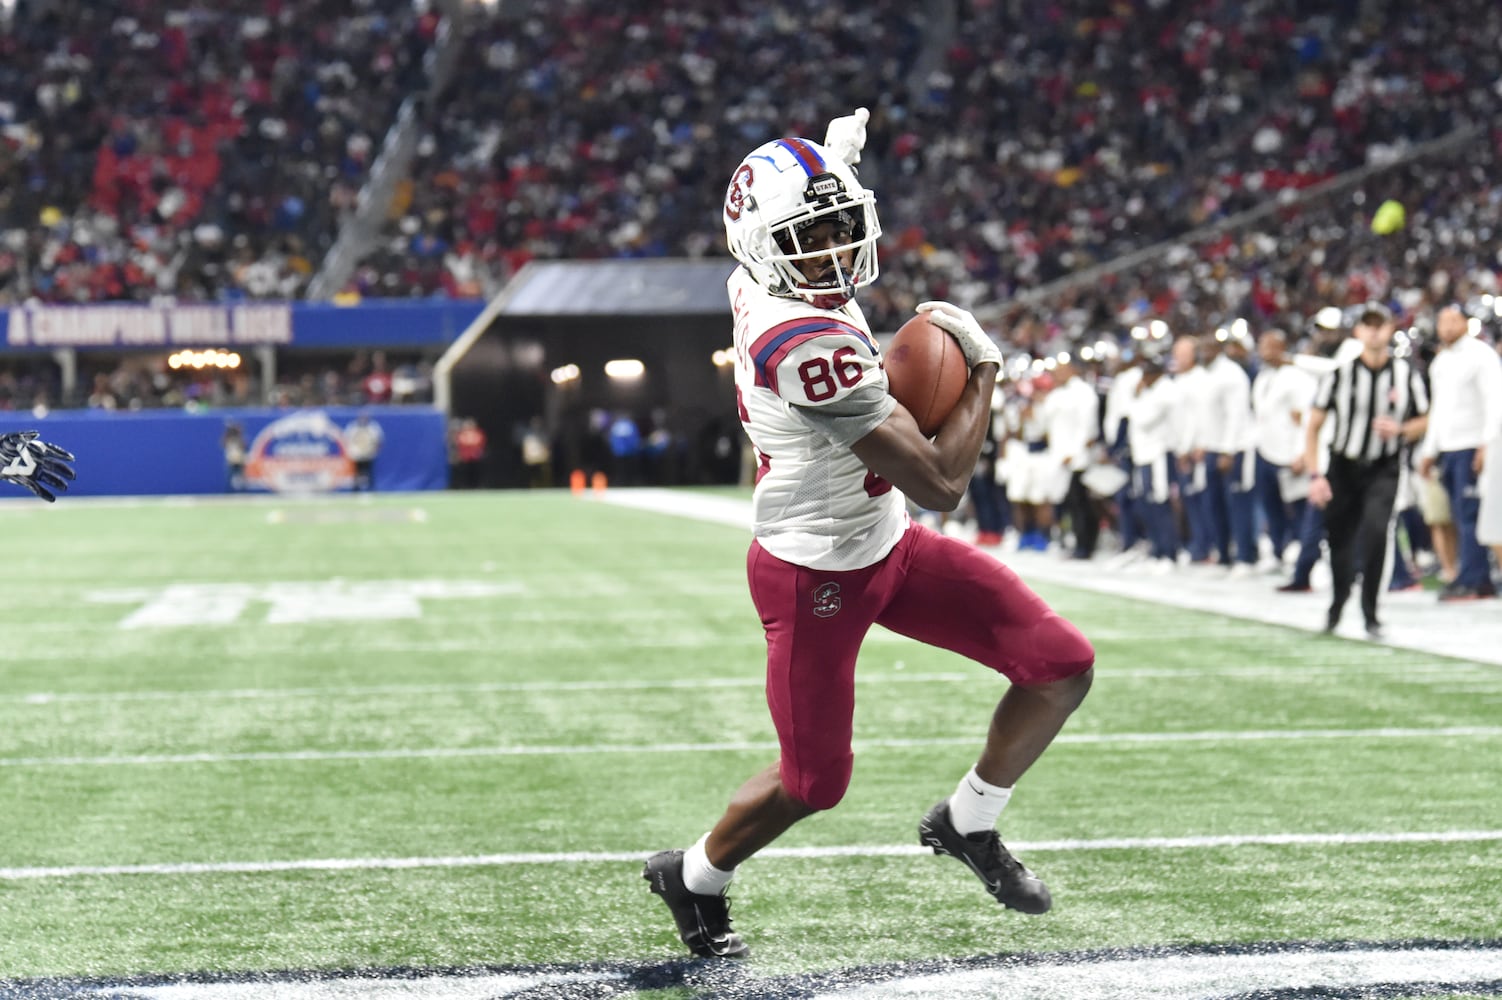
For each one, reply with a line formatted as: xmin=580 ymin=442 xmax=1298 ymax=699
xmin=946 ymin=766 xmax=1013 ymax=835
xmin=681 ymin=834 xmax=734 ymax=895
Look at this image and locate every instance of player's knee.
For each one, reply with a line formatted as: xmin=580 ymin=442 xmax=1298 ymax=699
xmin=786 ymin=754 xmax=853 ymax=811
xmin=1027 ymin=614 xmax=1096 ymax=690
xmin=1050 ymin=663 xmax=1094 ymax=711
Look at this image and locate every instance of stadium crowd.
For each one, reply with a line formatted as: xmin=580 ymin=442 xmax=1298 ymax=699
xmin=2 ymin=0 xmax=1502 ymax=467
xmin=875 ymin=0 xmax=1502 ymax=326
xmin=361 ymin=0 xmax=1502 ymax=330
xmin=0 ymin=348 xmax=438 ymax=414
xmin=343 ymin=0 xmax=929 ymax=302
xmin=1008 ymin=129 xmax=1502 ymax=354
xmin=0 ymin=0 xmax=434 ymax=305
xmin=1 ymin=0 xmax=1498 ymax=322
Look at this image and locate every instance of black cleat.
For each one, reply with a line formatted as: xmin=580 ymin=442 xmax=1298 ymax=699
xmin=1438 ymin=582 xmax=1496 ymax=602
xmin=918 ymin=801 xmax=1052 ymax=914
xmin=643 ymin=850 xmax=750 ymax=959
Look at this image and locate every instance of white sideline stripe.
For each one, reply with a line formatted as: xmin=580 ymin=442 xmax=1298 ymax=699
xmin=826 ymin=946 xmax=1502 ymax=1000
xmin=598 ymin=489 xmax=1502 ymax=667
xmin=3 ymin=725 xmax=1499 ymax=768
xmin=3 ymin=830 xmax=1499 ymax=881
xmin=4 ymin=662 xmax=1490 ymax=706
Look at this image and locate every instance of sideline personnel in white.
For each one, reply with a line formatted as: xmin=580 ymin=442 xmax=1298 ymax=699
xmin=1416 ymin=305 xmax=1502 ymax=600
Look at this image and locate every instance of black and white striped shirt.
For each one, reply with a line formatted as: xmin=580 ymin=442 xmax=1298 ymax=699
xmin=1313 ymin=354 xmax=1429 ymax=463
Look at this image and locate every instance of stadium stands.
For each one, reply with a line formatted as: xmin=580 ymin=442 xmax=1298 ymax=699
xmin=370 ymin=0 xmax=1501 ymax=333
xmin=3 ymin=0 xmax=1501 ymax=423
xmin=1011 ymin=127 xmax=1502 ymax=348
xmin=1 ymin=0 xmax=433 ymax=304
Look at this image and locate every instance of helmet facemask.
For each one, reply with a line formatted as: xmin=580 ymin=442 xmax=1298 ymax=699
xmin=759 ymin=175 xmax=880 ymax=306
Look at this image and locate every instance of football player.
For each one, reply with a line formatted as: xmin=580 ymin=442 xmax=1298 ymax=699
xmin=643 ymin=109 xmax=1095 ymax=958
xmin=1 ymin=431 xmax=75 ymax=501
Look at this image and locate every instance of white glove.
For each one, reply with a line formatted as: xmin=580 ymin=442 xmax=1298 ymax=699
xmin=823 ymin=107 xmax=870 ymax=166
xmin=917 ymin=301 xmax=1003 ymax=369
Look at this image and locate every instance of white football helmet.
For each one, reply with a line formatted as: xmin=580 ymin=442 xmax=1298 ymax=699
xmin=723 ymin=137 xmax=881 ymax=307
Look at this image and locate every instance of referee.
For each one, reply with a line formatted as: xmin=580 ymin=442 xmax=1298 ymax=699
xmin=1304 ymin=306 xmax=1429 ymax=638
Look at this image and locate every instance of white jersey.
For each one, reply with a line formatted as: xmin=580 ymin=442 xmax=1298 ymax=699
xmin=729 ymin=266 xmax=905 ymax=571
xmin=1042 ymin=376 xmax=1099 ymax=470
xmin=1205 ymin=354 xmax=1252 ymax=454
xmin=1128 ymin=376 xmax=1179 ymax=467
xmin=1170 ymin=365 xmax=1214 ymax=455
xmin=1252 ymin=363 xmax=1316 ymax=466
xmin=1418 ymin=333 xmax=1502 ymax=457
xmin=1103 ymin=365 xmax=1143 ymax=449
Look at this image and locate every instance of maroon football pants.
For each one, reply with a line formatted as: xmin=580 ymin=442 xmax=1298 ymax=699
xmin=747 ymin=521 xmax=1095 ymax=809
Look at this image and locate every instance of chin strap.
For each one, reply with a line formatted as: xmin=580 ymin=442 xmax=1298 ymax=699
xmin=807 ymin=290 xmax=855 ymax=310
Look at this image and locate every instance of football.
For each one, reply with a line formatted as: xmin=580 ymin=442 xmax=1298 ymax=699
xmin=884 ymin=313 xmax=968 ymax=436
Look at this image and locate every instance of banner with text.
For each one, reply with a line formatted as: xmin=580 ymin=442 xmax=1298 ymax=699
xmin=0 ymin=406 xmax=449 ymax=497
xmin=1 ymin=300 xmax=485 ymax=352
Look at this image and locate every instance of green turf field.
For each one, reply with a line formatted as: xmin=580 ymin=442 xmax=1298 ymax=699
xmin=0 ymin=491 xmax=1498 ymax=998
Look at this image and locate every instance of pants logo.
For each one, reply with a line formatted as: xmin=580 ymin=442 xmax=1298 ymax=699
xmin=811 ymin=582 xmax=842 ymax=618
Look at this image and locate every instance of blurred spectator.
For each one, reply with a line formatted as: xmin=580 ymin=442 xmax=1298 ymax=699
xmin=518 ymin=416 xmax=550 ymax=488
xmin=606 ymin=411 xmax=642 ymax=487
xmin=344 ymin=410 xmax=383 ymax=490
xmin=1416 ymin=304 xmax=1502 ymax=600
xmin=1170 ymin=335 xmax=1214 ymax=563
xmin=1250 ymin=329 xmax=1316 ymax=566
xmin=453 ymin=415 xmax=487 ymax=488
xmin=360 ymin=350 xmax=394 ymax=404
xmin=222 ymin=419 xmax=247 ymax=491
xmin=1415 ymin=451 xmax=1459 ymax=586
xmin=1043 ymin=360 xmax=1101 ymax=559
xmin=1127 ymin=354 xmax=1179 ymax=572
xmin=968 ymin=396 xmax=1007 ymax=548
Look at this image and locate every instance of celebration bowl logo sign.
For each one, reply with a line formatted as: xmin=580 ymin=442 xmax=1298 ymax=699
xmin=244 ymin=410 xmax=355 ymax=493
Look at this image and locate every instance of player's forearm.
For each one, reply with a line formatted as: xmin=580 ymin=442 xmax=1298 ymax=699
xmin=930 ymin=365 xmax=999 ymax=493
xmin=853 ymin=366 xmax=999 ymax=511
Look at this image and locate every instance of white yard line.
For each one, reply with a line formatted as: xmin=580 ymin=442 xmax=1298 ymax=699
xmin=34 ymin=949 xmax=1502 ymax=1000
xmin=0 ymin=672 xmax=970 ymax=705
xmin=824 ymin=945 xmax=1502 ymax=1000
xmin=3 ymin=830 xmax=1499 ymax=881
xmin=4 ymin=661 xmax=1489 ymax=706
xmin=595 ymin=489 xmax=1502 ymax=666
xmin=2 ymin=725 xmax=1498 ymax=769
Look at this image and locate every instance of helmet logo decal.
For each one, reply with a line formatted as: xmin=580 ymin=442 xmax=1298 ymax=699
xmin=725 ymin=164 xmax=754 ymax=221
